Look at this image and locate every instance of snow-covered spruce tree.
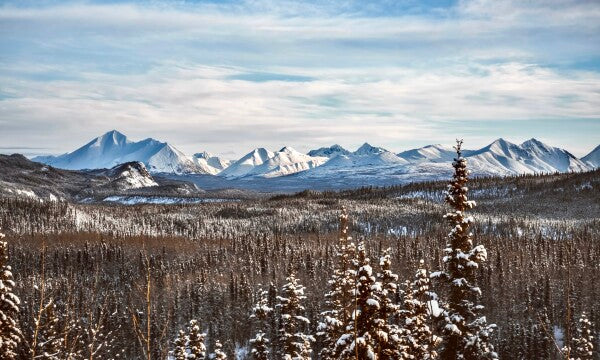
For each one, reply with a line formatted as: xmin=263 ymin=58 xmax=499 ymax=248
xmin=249 ymin=288 xmax=273 ymax=360
xmin=375 ymin=248 xmax=405 ymax=359
xmin=432 ymin=140 xmax=497 ymax=360
xmin=187 ymin=319 xmax=207 ymax=359
xmin=212 ymin=340 xmax=227 ymax=359
xmin=317 ymin=207 xmax=357 ymax=360
xmin=276 ymin=272 xmax=314 ymax=359
xmin=401 ymin=260 xmax=440 ymax=359
xmin=337 ymin=240 xmax=380 ymax=359
xmin=172 ymin=329 xmax=187 ymax=360
xmin=570 ymin=312 xmax=594 ymax=360
xmin=0 ymin=231 xmax=21 ymax=360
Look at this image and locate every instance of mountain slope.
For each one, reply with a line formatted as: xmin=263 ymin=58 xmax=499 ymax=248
xmin=91 ymin=162 xmax=158 ymax=189
xmin=307 ymin=144 xmax=350 ymax=158
xmin=33 ymin=130 xmax=209 ymax=174
xmin=193 ymin=151 xmax=232 ymax=175
xmin=582 ymin=145 xmax=600 ymax=168
xmin=244 ymin=147 xmax=328 ymax=178
xmin=397 ymin=144 xmax=457 ymax=163
xmin=219 ymin=148 xmax=275 ymax=179
xmin=466 ymin=138 xmax=590 ymax=175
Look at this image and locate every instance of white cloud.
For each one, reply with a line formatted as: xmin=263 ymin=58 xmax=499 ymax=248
xmin=0 ymin=0 xmax=599 ymax=157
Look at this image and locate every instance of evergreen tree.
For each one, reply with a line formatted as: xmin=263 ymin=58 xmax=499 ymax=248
xmin=250 ymin=288 xmax=273 ymax=360
xmin=375 ymin=248 xmax=405 ymax=359
xmin=213 ymin=340 xmax=227 ymax=359
xmin=0 ymin=231 xmax=21 ymax=360
xmin=337 ymin=240 xmax=380 ymax=359
xmin=317 ymin=208 xmax=357 ymax=360
xmin=401 ymin=260 xmax=440 ymax=359
xmin=570 ymin=312 xmax=594 ymax=360
xmin=187 ymin=319 xmax=207 ymax=359
xmin=172 ymin=329 xmax=187 ymax=360
xmin=277 ymin=272 xmax=313 ymax=359
xmin=432 ymin=140 xmax=497 ymax=360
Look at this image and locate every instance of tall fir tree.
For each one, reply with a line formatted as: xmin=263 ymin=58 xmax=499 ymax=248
xmin=570 ymin=312 xmax=594 ymax=360
xmin=401 ymin=260 xmax=440 ymax=359
xmin=337 ymin=240 xmax=380 ymax=359
xmin=317 ymin=207 xmax=357 ymax=360
xmin=375 ymin=248 xmax=405 ymax=359
xmin=0 ymin=231 xmax=21 ymax=360
xmin=432 ymin=140 xmax=497 ymax=360
xmin=250 ymin=288 xmax=273 ymax=360
xmin=276 ymin=272 xmax=314 ymax=359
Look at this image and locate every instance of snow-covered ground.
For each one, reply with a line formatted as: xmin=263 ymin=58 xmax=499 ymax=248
xmin=102 ymin=195 xmax=238 ymax=205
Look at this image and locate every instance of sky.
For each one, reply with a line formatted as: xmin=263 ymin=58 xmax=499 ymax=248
xmin=0 ymin=0 xmax=599 ymax=159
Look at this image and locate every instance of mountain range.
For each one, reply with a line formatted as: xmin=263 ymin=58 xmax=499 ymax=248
xmin=28 ymin=130 xmax=599 ymax=190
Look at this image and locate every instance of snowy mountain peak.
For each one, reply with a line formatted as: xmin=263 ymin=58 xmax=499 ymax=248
xmin=244 ymin=146 xmax=328 ymax=178
xmin=193 ymin=151 xmax=213 ymax=160
xmin=354 ymin=143 xmax=388 ymax=156
xmin=33 ymin=131 xmax=211 ymax=175
xmin=93 ymin=130 xmax=130 ymax=148
xmin=397 ymin=144 xmax=456 ymax=163
xmin=278 ymin=146 xmax=297 ymax=153
xmin=582 ymin=145 xmax=600 ymax=168
xmin=105 ymin=161 xmax=158 ymax=189
xmin=521 ymin=138 xmax=554 ymax=153
xmin=218 ymin=148 xmax=275 ymax=179
xmin=307 ymin=144 xmax=350 ymax=158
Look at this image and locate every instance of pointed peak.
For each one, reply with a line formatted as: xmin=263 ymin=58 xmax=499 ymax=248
xmin=194 ymin=151 xmax=213 ymax=159
xmin=101 ymin=130 xmax=127 ymax=140
xmin=521 ymin=138 xmax=550 ymax=149
xmin=278 ymin=146 xmax=297 ymax=153
xmin=354 ymin=142 xmax=387 ymax=155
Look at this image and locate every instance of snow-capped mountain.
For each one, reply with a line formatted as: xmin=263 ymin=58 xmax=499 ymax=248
xmin=33 ymin=130 xmax=210 ymax=174
xmin=466 ymin=138 xmax=590 ymax=176
xmin=219 ymin=148 xmax=275 ymax=179
xmin=29 ymin=131 xmax=595 ymax=189
xmin=192 ymin=151 xmax=232 ymax=175
xmin=95 ymin=162 xmax=158 ymax=189
xmin=307 ymin=145 xmax=350 ymax=158
xmin=244 ymin=146 xmax=328 ymax=178
xmin=397 ymin=144 xmax=457 ymax=163
xmin=582 ymin=145 xmax=600 ymax=168
xmin=353 ymin=142 xmax=389 ymax=156
xmin=194 ymin=151 xmax=232 ymax=170
xmin=294 ymin=144 xmax=408 ymax=180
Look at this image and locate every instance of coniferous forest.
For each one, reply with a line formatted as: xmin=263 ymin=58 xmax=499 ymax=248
xmin=1 ymin=144 xmax=599 ymax=359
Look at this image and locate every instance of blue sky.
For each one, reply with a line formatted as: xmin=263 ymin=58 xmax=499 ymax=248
xmin=0 ymin=0 xmax=599 ymax=158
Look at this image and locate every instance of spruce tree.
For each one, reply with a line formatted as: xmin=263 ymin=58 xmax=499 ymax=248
xmin=250 ymin=288 xmax=273 ymax=360
xmin=317 ymin=208 xmax=357 ymax=360
xmin=571 ymin=312 xmax=594 ymax=360
xmin=432 ymin=140 xmax=497 ymax=360
xmin=213 ymin=340 xmax=227 ymax=359
xmin=276 ymin=272 xmax=313 ymax=359
xmin=0 ymin=232 xmax=21 ymax=360
xmin=375 ymin=248 xmax=404 ymax=359
xmin=401 ymin=260 xmax=440 ymax=359
xmin=172 ymin=329 xmax=187 ymax=360
xmin=187 ymin=319 xmax=207 ymax=359
xmin=337 ymin=240 xmax=380 ymax=359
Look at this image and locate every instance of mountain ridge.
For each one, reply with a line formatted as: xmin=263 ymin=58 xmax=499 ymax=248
xmin=28 ymin=131 xmax=597 ymax=188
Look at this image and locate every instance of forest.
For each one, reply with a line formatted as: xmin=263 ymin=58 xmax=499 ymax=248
xmin=0 ymin=145 xmax=598 ymax=359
